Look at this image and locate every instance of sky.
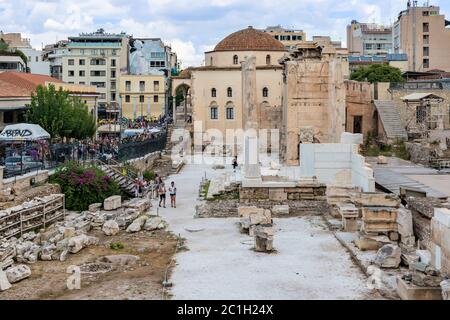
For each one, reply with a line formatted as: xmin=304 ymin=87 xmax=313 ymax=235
xmin=1 ymin=0 xmax=449 ymax=67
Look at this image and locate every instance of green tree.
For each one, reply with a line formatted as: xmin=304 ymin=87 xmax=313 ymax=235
xmin=28 ymin=84 xmax=96 ymax=141
xmin=0 ymin=39 xmax=9 ymax=51
xmin=350 ymin=64 xmax=404 ymax=83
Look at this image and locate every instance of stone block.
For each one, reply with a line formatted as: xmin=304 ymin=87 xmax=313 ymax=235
xmin=397 ymin=208 xmax=414 ymax=237
xmin=337 ymin=203 xmax=359 ymax=218
xmin=374 ymin=244 xmax=401 ymax=268
xmin=269 ymin=189 xmax=287 ymax=201
xmin=0 ymin=269 xmax=11 ymax=291
xmin=441 ymin=280 xmax=450 ymax=300
xmin=342 ymin=217 xmax=358 ymax=232
xmin=249 ymin=210 xmax=272 ymax=226
xmin=123 ymin=198 xmax=151 ymax=215
xmin=434 ymin=208 xmax=450 ymax=228
xmin=362 ymin=207 xmax=398 ymax=233
xmin=416 ymin=250 xmax=432 ymax=265
xmin=102 ymin=220 xmax=120 ymax=236
xmin=144 ymin=217 xmax=166 ymax=231
xmin=397 ymin=277 xmax=443 ymax=300
xmin=103 ymin=196 xmax=122 ymax=211
xmin=352 ymin=193 xmax=400 ymax=208
xmin=238 ymin=206 xmax=263 ymax=219
xmin=254 ymin=224 xmax=274 ymax=252
xmin=88 ymin=203 xmax=102 ymax=212
xmin=354 ymin=235 xmax=387 ymax=251
xmin=272 ymin=205 xmax=289 ymax=216
xmin=6 ymin=264 xmax=31 ymax=283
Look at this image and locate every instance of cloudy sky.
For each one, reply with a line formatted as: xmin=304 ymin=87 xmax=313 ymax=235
xmin=1 ymin=0 xmax=449 ymax=67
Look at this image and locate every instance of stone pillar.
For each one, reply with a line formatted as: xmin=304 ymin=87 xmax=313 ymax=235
xmin=172 ymin=99 xmax=176 ymax=125
xmin=241 ymin=56 xmax=261 ymax=181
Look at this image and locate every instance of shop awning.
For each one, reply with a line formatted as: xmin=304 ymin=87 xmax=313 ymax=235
xmin=97 ymin=124 xmax=121 ymax=133
xmin=0 ymin=123 xmax=50 ymax=142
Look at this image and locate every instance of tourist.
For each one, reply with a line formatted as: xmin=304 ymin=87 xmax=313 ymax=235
xmin=158 ymin=182 xmax=167 ymax=208
xmin=232 ymin=156 xmax=238 ymax=172
xmin=169 ymin=181 xmax=177 ymax=208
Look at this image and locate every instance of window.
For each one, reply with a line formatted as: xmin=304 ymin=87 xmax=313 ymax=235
xmin=35 ymin=56 xmax=39 ymax=63
xmin=423 ymin=46 xmax=429 ymax=56
xmin=90 ymin=70 xmax=106 ymax=77
xmin=266 ymin=55 xmax=271 ymax=65
xmin=79 ymin=70 xmax=85 ymax=77
xmin=210 ymin=106 xmax=218 ymax=119
xmin=139 ymin=95 xmax=145 ymax=103
xmin=79 ymin=81 xmax=85 ymax=85
xmin=154 ymin=95 xmax=159 ymax=103
xmin=90 ymin=59 xmax=106 ymax=65
xmin=153 ymin=81 xmax=159 ymax=91
xmin=91 ymin=82 xmax=106 ymax=88
xmin=262 ymin=87 xmax=268 ymax=97
xmin=125 ymin=95 xmax=131 ymax=103
xmin=68 ymin=59 xmax=74 ymax=66
xmin=210 ymin=57 xmax=213 ymax=66
xmin=125 ymin=81 xmax=131 ymax=91
xmin=112 ymin=49 xmax=117 ymax=56
xmin=111 ymin=70 xmax=116 ymax=78
xmin=140 ymin=81 xmax=146 ymax=92
xmin=423 ymin=58 xmax=430 ymax=69
xmin=68 ymin=70 xmax=75 ymax=77
xmin=226 ymin=106 xmax=234 ymax=120
xmin=91 ymin=49 xmax=98 ymax=55
xmin=211 ymin=88 xmax=217 ymax=97
xmin=423 ymin=34 xmax=430 ymax=44
xmin=233 ymin=55 xmax=238 ymax=65
xmin=423 ymin=22 xmax=429 ymax=33
xmin=80 ymin=49 xmax=85 ymax=55
xmin=227 ymin=87 xmax=232 ymax=97
xmin=111 ymin=93 xmax=116 ymax=101
xmin=111 ymin=81 xmax=116 ymax=90
xmin=111 ymin=59 xmax=116 ymax=67
xmin=150 ymin=61 xmax=166 ymax=67
xmin=79 ymin=59 xmax=85 ymax=66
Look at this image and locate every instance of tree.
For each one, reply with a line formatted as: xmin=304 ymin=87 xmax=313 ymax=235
xmin=27 ymin=84 xmax=97 ymax=141
xmin=350 ymin=64 xmax=404 ymax=83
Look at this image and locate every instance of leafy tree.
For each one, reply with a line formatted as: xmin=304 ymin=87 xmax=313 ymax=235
xmin=28 ymin=84 xmax=96 ymax=141
xmin=350 ymin=64 xmax=404 ymax=83
xmin=0 ymin=39 xmax=9 ymax=51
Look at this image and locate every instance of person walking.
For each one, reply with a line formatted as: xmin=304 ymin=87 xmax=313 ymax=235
xmin=169 ymin=181 xmax=177 ymax=208
xmin=158 ymin=182 xmax=167 ymax=208
xmin=232 ymin=156 xmax=238 ymax=172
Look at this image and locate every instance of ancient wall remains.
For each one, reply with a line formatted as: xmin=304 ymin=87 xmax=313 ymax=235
xmin=345 ymin=80 xmax=375 ymax=138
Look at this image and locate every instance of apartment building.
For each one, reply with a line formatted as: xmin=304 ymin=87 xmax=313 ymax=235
xmin=263 ymin=25 xmax=306 ymax=49
xmin=119 ymin=74 xmax=165 ymax=120
xmin=393 ymin=2 xmax=450 ymax=72
xmin=0 ymin=32 xmax=50 ymax=75
xmin=44 ymin=29 xmax=128 ymax=117
xmin=347 ymin=21 xmax=392 ymax=56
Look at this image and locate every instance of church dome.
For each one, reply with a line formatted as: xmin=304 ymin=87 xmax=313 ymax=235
xmin=214 ymin=26 xmax=286 ymax=52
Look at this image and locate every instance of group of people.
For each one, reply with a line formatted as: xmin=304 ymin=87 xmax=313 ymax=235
xmin=133 ymin=174 xmax=177 ymax=209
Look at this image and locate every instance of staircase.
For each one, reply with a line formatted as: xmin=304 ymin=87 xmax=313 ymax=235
xmin=374 ymin=100 xmax=408 ymax=140
xmin=97 ymin=159 xmax=138 ymax=196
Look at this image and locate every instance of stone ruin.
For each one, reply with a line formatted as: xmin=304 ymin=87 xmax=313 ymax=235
xmin=238 ymin=206 xmax=274 ymax=253
xmin=0 ymin=194 xmax=167 ymax=292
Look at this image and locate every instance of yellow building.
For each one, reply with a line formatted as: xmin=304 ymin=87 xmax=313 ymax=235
xmin=119 ymin=74 xmax=165 ymax=120
xmin=263 ymin=26 xmax=306 ymax=50
xmin=172 ymin=27 xmax=287 ymax=139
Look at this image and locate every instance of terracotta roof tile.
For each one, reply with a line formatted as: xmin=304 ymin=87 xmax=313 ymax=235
xmin=0 ymin=71 xmax=63 ymax=96
xmin=214 ymin=27 xmax=286 ymax=52
xmin=0 ymin=79 xmax=31 ymax=98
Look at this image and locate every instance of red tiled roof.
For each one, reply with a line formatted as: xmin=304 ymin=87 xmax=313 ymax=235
xmin=0 ymin=79 xmax=31 ymax=98
xmin=0 ymin=71 xmax=63 ymax=96
xmin=214 ymin=27 xmax=286 ymax=52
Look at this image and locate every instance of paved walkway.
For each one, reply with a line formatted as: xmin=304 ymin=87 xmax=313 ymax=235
xmin=156 ymin=163 xmax=376 ymax=300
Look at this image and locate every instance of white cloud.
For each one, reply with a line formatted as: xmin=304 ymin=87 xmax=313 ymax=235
xmin=1 ymin=0 xmax=449 ymax=66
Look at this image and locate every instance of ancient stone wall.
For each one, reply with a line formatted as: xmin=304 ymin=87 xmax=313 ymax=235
xmin=127 ymin=151 xmax=161 ymax=173
xmin=280 ymin=44 xmax=346 ymax=165
xmin=345 ymin=80 xmax=376 ymax=138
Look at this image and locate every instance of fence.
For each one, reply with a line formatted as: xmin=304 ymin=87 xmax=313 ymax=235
xmin=118 ymin=132 xmax=167 ymax=162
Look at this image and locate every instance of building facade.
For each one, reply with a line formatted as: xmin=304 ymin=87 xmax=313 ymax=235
xmin=263 ymin=26 xmax=306 ymax=50
xmin=393 ymin=3 xmax=450 ymax=72
xmin=119 ymin=74 xmax=165 ymax=120
xmin=347 ymin=21 xmax=392 ymax=56
xmin=172 ymin=27 xmax=287 ymax=141
xmin=0 ymin=32 xmax=50 ymax=75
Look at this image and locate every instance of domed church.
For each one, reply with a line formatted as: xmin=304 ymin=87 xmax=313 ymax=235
xmin=172 ymin=26 xmax=287 ymax=140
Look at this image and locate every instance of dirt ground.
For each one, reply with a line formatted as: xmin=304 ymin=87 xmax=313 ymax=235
xmin=1 ymin=229 xmax=178 ymax=300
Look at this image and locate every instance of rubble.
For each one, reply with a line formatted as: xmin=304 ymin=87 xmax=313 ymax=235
xmin=88 ymin=203 xmax=102 ymax=212
xmin=272 ymin=205 xmax=289 ymax=216
xmin=144 ymin=217 xmax=166 ymax=231
xmin=5 ymin=264 xmax=31 ymax=283
xmin=123 ymin=198 xmax=151 ymax=215
xmin=104 ymin=196 xmax=121 ymax=211
xmin=99 ymin=255 xmax=140 ymax=266
xmin=126 ymin=216 xmax=148 ymax=233
xmin=68 ymin=234 xmax=99 ymax=254
xmin=441 ymin=279 xmax=450 ymax=300
xmin=102 ymin=220 xmax=120 ymax=236
xmin=254 ymin=224 xmax=274 ymax=253
xmin=374 ymin=244 xmax=401 ymax=268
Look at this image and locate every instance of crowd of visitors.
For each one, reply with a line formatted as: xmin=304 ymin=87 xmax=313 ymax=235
xmin=132 ymin=173 xmax=177 ymax=209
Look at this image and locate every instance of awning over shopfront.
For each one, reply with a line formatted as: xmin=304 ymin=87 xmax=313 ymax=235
xmin=97 ymin=124 xmax=121 ymax=133
xmin=0 ymin=105 xmax=30 ymax=112
xmin=0 ymin=123 xmax=50 ymax=142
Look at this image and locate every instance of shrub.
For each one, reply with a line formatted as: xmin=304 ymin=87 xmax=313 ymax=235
xmin=110 ymin=242 xmax=124 ymax=250
xmin=49 ymin=161 xmax=120 ymax=211
xmin=143 ymin=169 xmax=156 ymax=181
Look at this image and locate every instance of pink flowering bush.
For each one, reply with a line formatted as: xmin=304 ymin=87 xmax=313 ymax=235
xmin=50 ymin=161 xmax=120 ymax=211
